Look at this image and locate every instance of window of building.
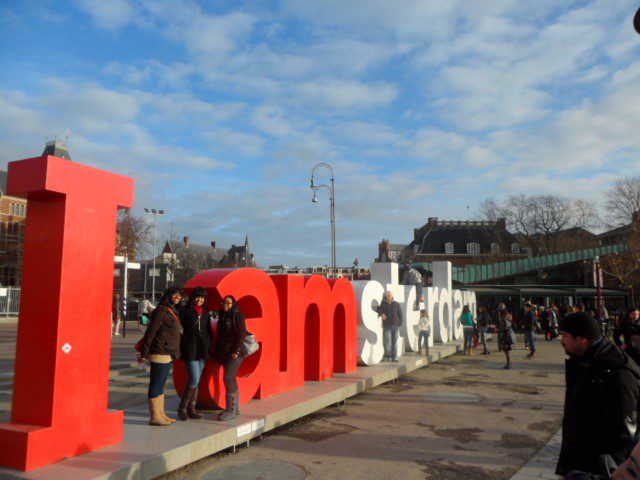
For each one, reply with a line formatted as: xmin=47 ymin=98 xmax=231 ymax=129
xmin=9 ymin=203 xmax=26 ymax=217
xmin=445 ymin=242 xmax=454 ymax=254
xmin=491 ymin=243 xmax=500 ymax=254
xmin=511 ymin=243 xmax=520 ymax=254
xmin=467 ymin=242 xmax=480 ymax=254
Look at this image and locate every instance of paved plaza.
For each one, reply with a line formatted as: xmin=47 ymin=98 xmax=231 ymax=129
xmin=0 ymin=322 xmax=565 ymax=479
xmin=156 ymin=337 xmax=565 ymax=480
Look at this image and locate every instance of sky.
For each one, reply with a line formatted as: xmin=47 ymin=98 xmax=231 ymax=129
xmin=1 ymin=1 xmax=639 ymax=268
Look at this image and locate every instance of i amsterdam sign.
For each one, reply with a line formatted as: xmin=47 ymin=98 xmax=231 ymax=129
xmin=0 ymin=154 xmax=475 ymax=471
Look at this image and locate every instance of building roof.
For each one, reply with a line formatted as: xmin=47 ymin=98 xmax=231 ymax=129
xmin=42 ymin=140 xmax=72 ymax=160
xmin=412 ymin=219 xmax=519 ymax=255
xmin=162 ymin=240 xmax=228 ymax=262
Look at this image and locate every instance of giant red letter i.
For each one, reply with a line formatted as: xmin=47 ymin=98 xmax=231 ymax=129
xmin=0 ymin=155 xmax=134 ymax=471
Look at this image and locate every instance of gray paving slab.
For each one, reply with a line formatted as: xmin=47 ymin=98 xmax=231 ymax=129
xmin=0 ymin=342 xmax=462 ymax=480
xmin=510 ymin=429 xmax=561 ymax=480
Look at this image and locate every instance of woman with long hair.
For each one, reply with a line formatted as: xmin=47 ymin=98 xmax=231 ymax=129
xmin=459 ymin=304 xmax=475 ymax=356
xmin=138 ymin=287 xmax=182 ymax=426
xmin=215 ymin=295 xmax=247 ymax=421
xmin=178 ymin=286 xmax=213 ymax=421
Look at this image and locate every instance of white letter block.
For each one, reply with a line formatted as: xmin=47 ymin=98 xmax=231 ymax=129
xmin=353 ymin=280 xmax=385 ymax=365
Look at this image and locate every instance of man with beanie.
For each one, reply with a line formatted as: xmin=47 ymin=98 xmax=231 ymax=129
xmin=556 ymin=312 xmax=640 ymax=477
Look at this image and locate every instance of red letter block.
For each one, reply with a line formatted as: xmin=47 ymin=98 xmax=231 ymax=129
xmin=174 ymin=268 xmax=280 ymax=408
xmin=0 ymin=155 xmax=134 ymax=471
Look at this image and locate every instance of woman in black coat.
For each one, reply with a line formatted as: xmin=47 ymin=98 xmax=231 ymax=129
xmin=178 ymin=286 xmax=213 ymax=421
xmin=215 ymin=295 xmax=247 ymax=421
xmin=613 ymin=307 xmax=640 ymax=365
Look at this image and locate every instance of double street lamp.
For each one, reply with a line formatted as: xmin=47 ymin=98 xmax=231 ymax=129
xmin=310 ymin=163 xmax=336 ymax=278
xmin=144 ymin=208 xmax=164 ymax=301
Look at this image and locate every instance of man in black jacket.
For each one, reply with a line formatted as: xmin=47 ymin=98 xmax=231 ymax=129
xmin=377 ymin=291 xmax=403 ymax=362
xmin=556 ymin=312 xmax=640 ymax=477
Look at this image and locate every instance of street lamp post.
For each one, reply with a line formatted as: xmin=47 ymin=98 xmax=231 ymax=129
xmin=310 ymin=163 xmax=336 ymax=278
xmin=144 ymin=208 xmax=164 ymax=302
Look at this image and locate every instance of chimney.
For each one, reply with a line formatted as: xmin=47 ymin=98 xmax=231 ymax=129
xmin=632 ymin=211 xmax=640 ymax=225
xmin=496 ymin=218 xmax=506 ymax=230
xmin=427 ymin=217 xmax=438 ymax=230
xmin=210 ymin=241 xmax=216 ymax=249
xmin=183 ymin=236 xmax=190 ymax=247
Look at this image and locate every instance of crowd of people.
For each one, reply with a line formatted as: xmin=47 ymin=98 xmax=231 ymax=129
xmin=460 ymin=300 xmax=640 ymax=480
xmin=135 ymin=286 xmax=249 ymax=426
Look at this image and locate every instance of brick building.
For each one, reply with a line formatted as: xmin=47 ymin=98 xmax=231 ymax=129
xmin=0 ymin=171 xmax=27 ymax=286
xmin=398 ymin=217 xmax=527 ymax=267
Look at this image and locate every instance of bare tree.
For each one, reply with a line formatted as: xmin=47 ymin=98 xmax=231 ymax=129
xmin=480 ymin=194 xmax=598 ymax=256
xmin=601 ymin=226 xmax=640 ymax=304
xmin=116 ymin=209 xmax=152 ymax=260
xmin=605 ymin=175 xmax=640 ymax=227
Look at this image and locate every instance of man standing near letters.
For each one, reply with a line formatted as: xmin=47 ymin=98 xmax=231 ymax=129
xmin=377 ymin=291 xmax=403 ymax=362
xmin=556 ymin=312 xmax=640 ymax=477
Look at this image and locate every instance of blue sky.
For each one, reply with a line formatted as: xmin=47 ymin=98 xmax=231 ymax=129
xmin=1 ymin=1 xmax=639 ymax=267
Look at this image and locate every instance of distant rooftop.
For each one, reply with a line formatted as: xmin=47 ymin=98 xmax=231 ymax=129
xmin=42 ymin=140 xmax=72 ymax=160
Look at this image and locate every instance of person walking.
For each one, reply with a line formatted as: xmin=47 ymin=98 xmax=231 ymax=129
xmin=459 ymin=305 xmax=475 ymax=356
xmin=524 ymin=302 xmax=538 ymax=358
xmin=477 ymin=305 xmax=491 ymax=355
xmin=112 ymin=292 xmax=122 ymax=336
xmin=556 ymin=312 xmax=640 ymax=477
xmin=178 ymin=286 xmax=213 ymax=421
xmin=417 ymin=309 xmax=430 ymax=358
xmin=215 ymin=295 xmax=247 ymax=421
xmin=138 ymin=287 xmax=183 ymax=426
xmin=498 ymin=310 xmax=515 ymax=369
xmin=613 ymin=307 xmax=640 ymax=366
xmin=377 ymin=291 xmax=403 ymax=362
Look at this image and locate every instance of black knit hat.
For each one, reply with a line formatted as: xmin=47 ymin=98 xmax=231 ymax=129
xmin=560 ymin=312 xmax=602 ymax=342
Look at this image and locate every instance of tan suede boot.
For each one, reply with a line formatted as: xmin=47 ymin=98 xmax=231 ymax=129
xmin=158 ymin=394 xmax=176 ymax=423
xmin=149 ymin=397 xmax=172 ymax=426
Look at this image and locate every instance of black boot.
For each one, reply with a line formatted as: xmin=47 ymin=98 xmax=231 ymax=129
xmin=218 ymin=392 xmax=236 ymax=421
xmin=235 ymin=390 xmax=240 ymax=416
xmin=187 ymin=388 xmax=203 ymax=419
xmin=178 ymin=388 xmax=193 ymax=421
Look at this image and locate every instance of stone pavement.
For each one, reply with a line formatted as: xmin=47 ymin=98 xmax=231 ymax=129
xmin=160 ymin=336 xmax=567 ymax=480
xmin=510 ymin=430 xmax=561 ymax=480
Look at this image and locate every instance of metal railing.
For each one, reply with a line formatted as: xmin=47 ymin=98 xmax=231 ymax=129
xmin=0 ymin=287 xmax=20 ymax=316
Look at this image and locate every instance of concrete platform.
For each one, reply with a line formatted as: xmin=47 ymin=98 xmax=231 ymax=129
xmin=0 ymin=342 xmax=462 ymax=480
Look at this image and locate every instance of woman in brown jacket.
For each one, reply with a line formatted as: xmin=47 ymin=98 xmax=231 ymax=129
xmin=138 ymin=287 xmax=182 ymax=426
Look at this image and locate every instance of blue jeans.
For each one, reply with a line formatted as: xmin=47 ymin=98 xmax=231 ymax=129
xmin=525 ymin=330 xmax=536 ymax=354
xmin=148 ymin=361 xmax=172 ymax=398
xmin=383 ymin=325 xmax=400 ymax=359
xmin=480 ymin=327 xmax=489 ymax=352
xmin=463 ymin=326 xmax=474 ymax=349
xmin=418 ymin=331 xmax=429 ymax=353
xmin=185 ymin=359 xmax=206 ymax=388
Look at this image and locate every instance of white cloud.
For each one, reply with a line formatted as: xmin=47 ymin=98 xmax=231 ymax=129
xmin=75 ymin=0 xmax=137 ymax=30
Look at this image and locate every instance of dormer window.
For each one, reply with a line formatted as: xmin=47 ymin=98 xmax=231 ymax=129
xmin=511 ymin=243 xmax=520 ymax=254
xmin=445 ymin=242 xmax=454 ymax=254
xmin=467 ymin=242 xmax=480 ymax=254
xmin=491 ymin=243 xmax=500 ymax=254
